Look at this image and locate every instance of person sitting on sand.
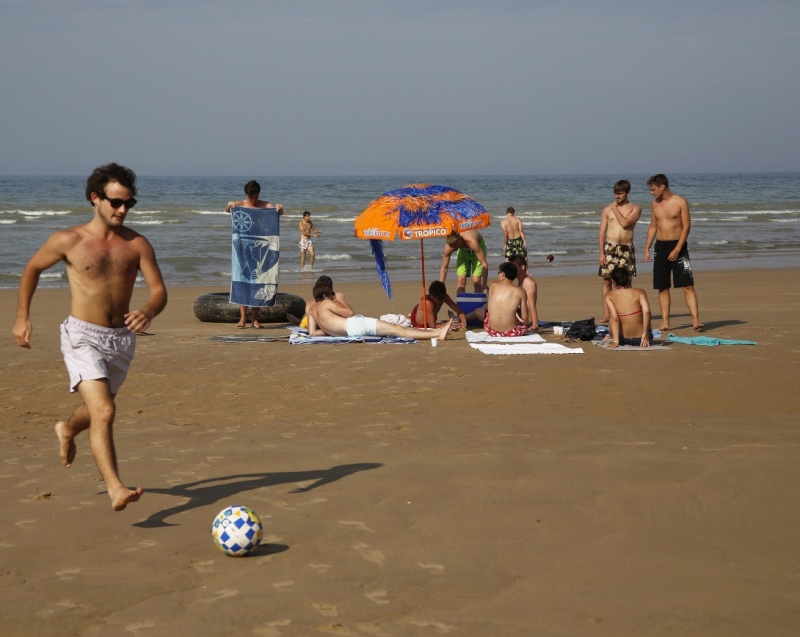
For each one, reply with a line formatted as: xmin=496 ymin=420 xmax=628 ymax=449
xmin=465 ymin=263 xmax=530 ymax=337
xmin=288 ymin=275 xmax=354 ymax=329
xmin=508 ymin=254 xmax=539 ymax=331
xmin=308 ymin=280 xmax=452 ymax=341
xmin=603 ymin=266 xmax=652 ymax=348
xmin=408 ymin=281 xmax=467 ymax=330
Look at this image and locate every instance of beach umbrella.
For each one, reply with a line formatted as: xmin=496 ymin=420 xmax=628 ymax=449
xmin=353 ymin=184 xmax=491 ymax=328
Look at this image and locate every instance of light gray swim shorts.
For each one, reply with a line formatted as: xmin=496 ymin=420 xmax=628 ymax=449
xmin=345 ymin=315 xmax=379 ymax=337
xmin=60 ymin=316 xmax=136 ymax=394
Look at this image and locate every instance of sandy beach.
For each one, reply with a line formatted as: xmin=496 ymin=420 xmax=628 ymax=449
xmin=2 ymin=268 xmax=799 ymax=636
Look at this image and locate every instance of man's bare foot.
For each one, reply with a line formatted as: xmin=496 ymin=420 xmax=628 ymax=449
xmin=438 ymin=319 xmax=453 ymax=341
xmin=692 ymin=323 xmax=705 ymax=331
xmin=236 ymin=322 xmax=246 ymax=329
xmin=55 ymin=421 xmax=76 ymax=468
xmin=110 ymin=486 xmax=144 ymax=511
xmin=659 ymin=323 xmax=671 ymax=331
xmin=253 ymin=321 xmax=263 ymax=329
xmin=598 ymin=318 xmax=610 ymax=324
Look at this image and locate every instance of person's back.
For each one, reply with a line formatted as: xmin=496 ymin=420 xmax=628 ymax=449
xmin=605 ymin=267 xmax=651 ymax=347
xmin=501 ymin=207 xmax=527 ymax=260
xmin=486 ymin=263 xmax=528 ymax=333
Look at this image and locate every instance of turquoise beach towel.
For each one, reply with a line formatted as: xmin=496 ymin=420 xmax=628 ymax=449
xmin=667 ymin=334 xmax=757 ymax=346
xmin=230 ymin=206 xmax=281 ymax=307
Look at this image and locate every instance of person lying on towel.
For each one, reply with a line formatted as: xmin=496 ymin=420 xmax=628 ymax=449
xmin=308 ymin=280 xmax=452 ymax=342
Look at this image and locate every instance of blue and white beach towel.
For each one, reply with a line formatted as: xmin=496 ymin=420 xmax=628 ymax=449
xmin=230 ymin=206 xmax=281 ymax=307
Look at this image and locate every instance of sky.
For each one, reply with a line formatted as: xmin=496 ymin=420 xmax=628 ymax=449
xmin=1 ymin=0 xmax=798 ymax=176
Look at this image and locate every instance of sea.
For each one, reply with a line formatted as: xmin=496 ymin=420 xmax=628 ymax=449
xmin=1 ymin=173 xmax=798 ymax=291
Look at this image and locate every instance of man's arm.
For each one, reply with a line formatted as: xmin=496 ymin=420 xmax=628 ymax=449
xmin=334 ymin=292 xmax=355 ymax=317
xmin=502 ymin=221 xmax=509 ymax=250
xmin=643 ymin=214 xmax=658 ymax=262
xmin=639 ymin=290 xmax=651 ymax=348
xmin=444 ymin=295 xmax=467 ymax=327
xmin=517 ymin=288 xmax=529 ymax=326
xmin=611 ymin=204 xmax=642 ymax=231
xmin=439 ymin=245 xmax=454 ymax=283
xmin=605 ymin=297 xmax=620 ymax=348
xmin=669 ymin=200 xmax=691 ymax=261
xmin=124 ymin=238 xmax=168 ymax=334
xmin=598 ymin=209 xmax=609 ymax=264
xmin=12 ymin=232 xmax=70 ymax=348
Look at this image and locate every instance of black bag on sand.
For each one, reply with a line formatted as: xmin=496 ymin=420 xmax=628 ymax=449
xmin=566 ymin=318 xmax=596 ymax=341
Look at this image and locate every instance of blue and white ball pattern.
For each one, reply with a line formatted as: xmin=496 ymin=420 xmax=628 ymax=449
xmin=211 ymin=505 xmax=263 ymax=557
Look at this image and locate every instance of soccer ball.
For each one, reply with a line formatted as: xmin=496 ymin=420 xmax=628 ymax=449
xmin=211 ymin=505 xmax=263 ymax=557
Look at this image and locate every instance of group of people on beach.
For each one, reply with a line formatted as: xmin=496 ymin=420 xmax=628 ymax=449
xmin=11 ymin=163 xmax=702 ymax=511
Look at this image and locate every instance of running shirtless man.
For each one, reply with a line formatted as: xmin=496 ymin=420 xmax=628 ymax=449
xmin=643 ymin=174 xmax=703 ymax=331
xmin=299 ymin=211 xmax=321 ymax=270
xmin=598 ymin=179 xmax=641 ymax=323
xmin=12 ymin=163 xmax=168 ymax=511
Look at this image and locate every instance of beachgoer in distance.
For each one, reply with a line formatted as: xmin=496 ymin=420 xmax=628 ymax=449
xmin=12 ymin=163 xmax=168 ymax=511
xmin=225 ymin=180 xmax=284 ymax=329
xmin=501 ymin=206 xmax=527 ymax=260
xmin=408 ymin=280 xmax=467 ymax=330
xmin=476 ymin=262 xmax=530 ymax=337
xmin=308 ymin=280 xmax=452 ymax=341
xmin=299 ymin=211 xmax=321 ymax=271
xmin=439 ymin=229 xmax=489 ymax=294
xmin=604 ymin=266 xmax=652 ymax=348
xmin=643 ymin=174 xmax=703 ymax=331
xmin=598 ymin=179 xmax=642 ymax=323
xmin=509 ymin=255 xmax=539 ymax=331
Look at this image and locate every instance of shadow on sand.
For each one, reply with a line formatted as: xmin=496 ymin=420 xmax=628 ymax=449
xmin=133 ymin=462 xmax=382 ymax=529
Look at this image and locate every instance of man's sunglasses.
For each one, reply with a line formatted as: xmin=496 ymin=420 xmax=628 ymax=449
xmin=97 ymin=192 xmax=137 ymax=209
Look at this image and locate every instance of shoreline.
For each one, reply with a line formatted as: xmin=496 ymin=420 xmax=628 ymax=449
xmin=2 ymin=267 xmax=799 ymax=635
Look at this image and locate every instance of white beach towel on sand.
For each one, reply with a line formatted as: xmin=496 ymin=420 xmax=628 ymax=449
xmin=470 ymin=343 xmax=583 ymax=355
xmin=465 ymin=331 xmax=546 ymax=344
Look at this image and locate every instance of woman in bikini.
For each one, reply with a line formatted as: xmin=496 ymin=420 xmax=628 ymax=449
xmin=604 ymin=266 xmax=652 ymax=348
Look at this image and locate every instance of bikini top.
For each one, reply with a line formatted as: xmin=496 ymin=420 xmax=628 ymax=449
xmin=617 ymin=308 xmax=643 ymax=318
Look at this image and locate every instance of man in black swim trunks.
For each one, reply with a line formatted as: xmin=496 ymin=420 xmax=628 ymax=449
xmin=643 ymin=174 xmax=703 ymax=331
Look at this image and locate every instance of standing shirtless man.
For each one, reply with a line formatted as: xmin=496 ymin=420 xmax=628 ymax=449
xmin=501 ymin=206 xmax=527 ymax=260
xmin=12 ymin=163 xmax=168 ymax=511
xmin=643 ymin=174 xmax=703 ymax=331
xmin=298 ymin=211 xmax=321 ymax=271
xmin=598 ymin=180 xmax=642 ymax=323
xmin=225 ymin=180 xmax=284 ymax=328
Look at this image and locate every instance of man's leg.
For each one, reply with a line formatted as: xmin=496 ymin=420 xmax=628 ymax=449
xmin=300 ymin=248 xmax=306 ymax=269
xmin=456 ymin=274 xmax=467 ymax=295
xmin=599 ymin=278 xmax=612 ymax=323
xmin=77 ymin=379 xmax=143 ymax=511
xmin=377 ymin=319 xmax=453 ymax=341
xmin=237 ymin=305 xmax=246 ymax=328
xmin=658 ymin=288 xmax=672 ymax=331
xmin=55 ymin=403 xmax=91 ymax=468
xmin=308 ymin=246 xmax=316 ymax=269
xmin=682 ymin=286 xmax=703 ymax=330
xmin=472 ymin=275 xmax=482 ymax=294
xmin=252 ymin=306 xmax=262 ymax=329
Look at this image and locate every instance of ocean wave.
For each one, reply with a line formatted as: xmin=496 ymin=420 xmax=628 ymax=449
xmin=17 ymin=209 xmax=74 ymax=217
xmin=0 ymin=220 xmax=16 ymax=224
xmin=314 ymin=253 xmax=352 ymax=261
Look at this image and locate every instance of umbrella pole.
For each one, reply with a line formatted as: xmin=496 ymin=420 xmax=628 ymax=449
xmin=420 ymin=239 xmax=429 ymax=329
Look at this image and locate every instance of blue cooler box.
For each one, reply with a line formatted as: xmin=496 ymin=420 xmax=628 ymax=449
xmin=457 ymin=293 xmax=487 ymax=325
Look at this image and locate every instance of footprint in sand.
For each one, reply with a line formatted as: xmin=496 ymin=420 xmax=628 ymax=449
xmin=15 ymin=519 xmax=37 ymax=529
xmin=124 ymin=540 xmax=157 ymax=553
xmin=338 ymin=520 xmax=374 ymax=533
xmin=352 ymin=542 xmax=385 ymax=567
xmin=56 ymin=567 xmax=80 ymax=581
xmin=191 ymin=559 xmax=215 ymax=574
xmin=198 ymin=588 xmax=239 ymax=604
xmin=124 ymin=621 xmax=156 ymax=634
xmin=365 ymin=590 xmax=390 ymax=605
xmin=418 ymin=563 xmax=445 ymax=575
xmin=252 ymin=619 xmax=292 ymax=637
xmin=312 ymin=602 xmax=338 ymax=617
xmin=272 ymin=580 xmax=295 ymax=592
xmin=355 ymin=622 xmax=390 ymax=636
xmin=404 ymin=619 xmax=458 ymax=634
xmin=308 ymin=563 xmax=332 ymax=573
xmin=36 ymin=599 xmax=81 ymax=618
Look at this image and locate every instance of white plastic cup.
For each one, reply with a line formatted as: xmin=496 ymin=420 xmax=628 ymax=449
xmin=431 ymin=338 xmax=439 ymax=347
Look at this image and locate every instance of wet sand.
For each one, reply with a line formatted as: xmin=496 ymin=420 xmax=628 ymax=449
xmin=2 ymin=268 xmax=799 ymax=636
